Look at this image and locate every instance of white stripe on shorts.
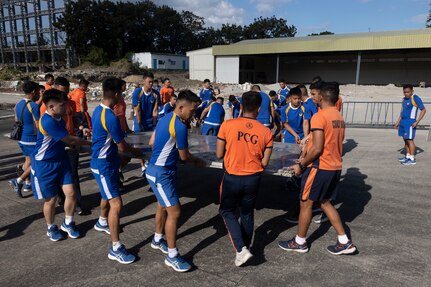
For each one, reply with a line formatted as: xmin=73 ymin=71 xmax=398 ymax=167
xmin=100 ymin=175 xmax=113 ymax=200
xmin=91 ymin=168 xmax=99 ymax=175
xmin=409 ymin=126 xmax=413 ymax=139
xmin=156 ymin=183 xmax=171 ymax=207
xmin=34 ymin=176 xmax=42 ymax=199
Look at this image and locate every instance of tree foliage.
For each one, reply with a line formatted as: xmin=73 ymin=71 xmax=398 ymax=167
xmin=427 ymin=4 xmax=431 ymax=28
xmin=308 ymin=31 xmax=335 ymax=36
xmin=56 ymin=1 xmax=297 ymax=65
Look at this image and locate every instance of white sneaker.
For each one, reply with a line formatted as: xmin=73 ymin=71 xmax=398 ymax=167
xmin=235 ymin=247 xmax=253 ymax=267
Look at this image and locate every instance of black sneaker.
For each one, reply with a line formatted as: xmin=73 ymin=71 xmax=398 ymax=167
xmin=119 ymin=171 xmax=124 ymax=183
xmin=327 ymin=240 xmax=356 ymax=255
xmin=278 ymin=237 xmax=309 ymax=253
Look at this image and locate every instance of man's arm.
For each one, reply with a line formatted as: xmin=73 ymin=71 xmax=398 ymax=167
xmin=61 ymin=135 xmax=91 ymax=146
xmin=216 ymin=138 xmax=226 ymax=159
xmin=412 ymin=108 xmax=427 ymax=128
xmin=261 ymin=147 xmax=273 ymax=168
xmin=149 ymin=131 xmax=155 ymax=147
xmin=152 ymin=100 xmax=158 ymax=126
xmin=199 ymin=107 xmax=210 ymax=124
xmin=290 ymin=129 xmax=323 ymax=175
xmin=117 ymin=139 xmax=142 ymax=157
xmin=394 ymin=115 xmax=401 ymax=129
xmin=178 ymin=149 xmax=205 ymax=167
xmin=80 ymin=98 xmax=87 ymax=113
xmin=134 ymin=105 xmax=142 ymax=130
xmin=303 ymin=119 xmax=310 ymax=137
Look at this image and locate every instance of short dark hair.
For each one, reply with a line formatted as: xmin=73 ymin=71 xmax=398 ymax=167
xmin=320 ymin=82 xmax=340 ymax=105
xmin=269 ymin=90 xmax=277 ymax=97
xmin=242 ymin=91 xmax=262 ymax=113
xmin=45 ymin=74 xmax=54 ymax=81
xmin=210 ymin=96 xmax=217 ymax=102
xmin=153 ymin=79 xmax=159 ymax=83
xmin=403 ymin=84 xmax=413 ymax=90
xmin=312 ymin=76 xmax=322 ymax=83
xmin=42 ymin=88 xmax=67 ymax=105
xmin=54 ymin=77 xmax=70 ymax=87
xmin=120 ymin=79 xmax=126 ymax=86
xmin=289 ymin=87 xmax=302 ymax=97
xmin=39 ymin=85 xmax=45 ymax=90
xmin=171 ymin=93 xmax=177 ymax=98
xmin=22 ymin=81 xmax=39 ymax=94
xmin=164 ymin=78 xmax=170 ymax=82
xmin=142 ymin=70 xmax=154 ymax=80
xmin=310 ymin=80 xmax=324 ymax=90
xmin=79 ymin=79 xmax=89 ymax=86
xmin=229 ymin=95 xmax=236 ymax=102
xmin=203 ymin=79 xmax=210 ymax=84
xmin=251 ymin=84 xmax=261 ymax=91
xmin=102 ymin=77 xmax=123 ymax=96
xmin=216 ymin=97 xmax=224 ymax=103
xmin=279 ymin=79 xmax=286 ymax=83
xmin=177 ymin=89 xmax=200 ymax=104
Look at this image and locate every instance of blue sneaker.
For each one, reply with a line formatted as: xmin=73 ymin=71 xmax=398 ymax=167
xmin=23 ymin=182 xmax=32 ymax=192
xmin=327 ymin=240 xmax=356 ymax=255
xmin=94 ymin=221 xmax=111 ymax=235
xmin=47 ymin=225 xmax=64 ymax=242
xmin=151 ymin=237 xmax=168 ymax=254
xmin=60 ymin=221 xmax=80 ymax=239
xmin=8 ymin=179 xmax=23 ymax=198
xmin=398 ymin=156 xmax=407 ymax=162
xmin=402 ymin=158 xmax=416 ymax=166
xmin=164 ymin=254 xmax=192 ymax=272
xmin=108 ymin=245 xmax=136 ymax=264
xmin=278 ymin=237 xmax=309 ymax=253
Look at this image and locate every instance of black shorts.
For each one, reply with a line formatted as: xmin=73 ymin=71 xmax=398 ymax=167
xmin=299 ymin=167 xmax=341 ymax=202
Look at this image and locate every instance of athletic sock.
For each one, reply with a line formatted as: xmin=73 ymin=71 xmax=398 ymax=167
xmin=141 ymin=166 xmax=146 ymax=172
xmin=154 ymin=233 xmax=163 ymax=243
xmin=47 ymin=224 xmax=53 ymax=229
xmin=113 ymin=241 xmax=122 ymax=251
xmin=406 ymin=153 xmax=411 ymax=158
xmin=65 ymin=215 xmax=73 ymax=225
xmin=99 ymin=217 xmax=108 ymax=226
xmin=25 ymin=180 xmax=30 ymax=185
xmin=17 ymin=177 xmax=23 ymax=184
xmin=338 ymin=234 xmax=349 ymax=244
xmin=295 ymin=235 xmax=306 ymax=245
xmin=408 ymin=155 xmax=415 ymax=160
xmin=168 ymin=247 xmax=178 ymax=258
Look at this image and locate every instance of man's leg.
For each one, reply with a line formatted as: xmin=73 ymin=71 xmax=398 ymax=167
xmin=164 ymin=204 xmax=181 ymax=250
xmin=43 ymin=196 xmax=57 ymax=226
xmin=406 ymin=139 xmax=416 ymax=157
xmin=60 ymin=184 xmax=80 ymax=238
xmin=239 ymin=174 xmax=260 ymax=248
xmin=108 ymin=197 xmax=122 ymax=243
xmin=297 ymin=199 xmax=314 ymax=238
xmin=155 ymin=203 xmax=167 ymax=235
xmin=404 ymin=139 xmax=410 ymax=155
xmin=320 ymin=200 xmax=345 ymax=236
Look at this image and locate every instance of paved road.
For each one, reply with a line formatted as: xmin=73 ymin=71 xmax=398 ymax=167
xmin=0 ymin=116 xmax=430 ymax=286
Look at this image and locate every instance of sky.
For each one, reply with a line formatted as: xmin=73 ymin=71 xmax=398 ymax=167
xmin=120 ymin=0 xmax=430 ymax=36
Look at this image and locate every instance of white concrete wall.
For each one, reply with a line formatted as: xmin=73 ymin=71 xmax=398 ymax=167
xmin=215 ymin=56 xmax=240 ymax=84
xmin=187 ymin=47 xmax=214 ymax=81
xmin=132 ymin=53 xmax=189 ymax=70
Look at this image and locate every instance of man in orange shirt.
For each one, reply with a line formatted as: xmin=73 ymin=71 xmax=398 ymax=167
xmin=70 ymin=79 xmax=89 ymax=131
xmin=38 ymin=74 xmax=54 ymax=108
xmin=216 ymin=91 xmax=274 ymax=267
xmin=159 ymin=78 xmax=175 ymax=105
xmin=278 ymin=82 xmax=356 ymax=255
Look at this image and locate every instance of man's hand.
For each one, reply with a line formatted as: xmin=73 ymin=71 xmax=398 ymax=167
xmin=288 ymin=163 xmax=302 ymax=176
xmin=412 ymin=121 xmax=418 ymax=128
xmin=83 ymin=128 xmax=91 ymax=137
xmin=394 ymin=123 xmax=399 ymax=129
xmin=295 ymin=135 xmax=301 ymax=144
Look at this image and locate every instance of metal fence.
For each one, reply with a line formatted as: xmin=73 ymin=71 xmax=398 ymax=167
xmin=341 ymin=101 xmax=431 ymax=129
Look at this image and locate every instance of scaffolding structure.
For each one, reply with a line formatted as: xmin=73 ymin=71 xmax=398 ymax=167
xmin=0 ymin=0 xmax=71 ymax=71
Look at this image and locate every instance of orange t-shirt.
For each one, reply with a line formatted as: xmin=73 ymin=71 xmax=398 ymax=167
xmin=63 ymin=98 xmax=77 ymax=136
xmin=307 ymin=106 xmax=345 ymax=170
xmin=69 ymin=88 xmax=87 ymax=113
xmin=44 ymin=83 xmax=53 ymax=91
xmin=217 ymin=117 xmax=273 ymax=175
xmin=40 ymin=102 xmax=47 ymax=115
xmin=114 ymin=95 xmax=127 ymax=132
xmin=335 ymin=96 xmax=343 ymax=112
xmin=160 ymin=86 xmax=175 ymax=105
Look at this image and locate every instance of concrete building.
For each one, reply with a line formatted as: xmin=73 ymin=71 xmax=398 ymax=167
xmin=187 ymin=29 xmax=431 ymax=85
xmin=0 ymin=0 xmax=70 ymax=71
xmin=131 ymin=52 xmax=188 ymax=70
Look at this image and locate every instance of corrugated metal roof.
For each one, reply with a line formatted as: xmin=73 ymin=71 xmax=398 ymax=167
xmin=212 ymin=29 xmax=431 ymax=56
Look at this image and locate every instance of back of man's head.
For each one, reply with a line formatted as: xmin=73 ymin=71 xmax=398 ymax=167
xmin=54 ymin=77 xmax=70 ymax=88
xmin=242 ymin=91 xmax=262 ymax=114
xmin=102 ymin=77 xmax=123 ymax=99
xmin=23 ymin=81 xmax=39 ymax=95
xmin=79 ymin=79 xmax=89 ymax=87
xmin=251 ymin=85 xmax=261 ymax=92
xmin=45 ymin=74 xmax=54 ymax=81
xmin=310 ymin=80 xmax=324 ymax=91
xmin=42 ymin=88 xmax=67 ymax=105
xmin=142 ymin=70 xmax=154 ymax=80
xmin=320 ymin=82 xmax=340 ymax=105
xmin=177 ymin=89 xmax=200 ymax=104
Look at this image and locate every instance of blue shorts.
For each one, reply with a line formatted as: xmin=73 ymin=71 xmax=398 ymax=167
xmin=202 ymin=123 xmax=221 ymax=136
xmin=18 ymin=142 xmax=36 ymax=156
xmin=31 ymin=158 xmax=74 ymax=199
xmin=133 ymin=118 xmax=154 ymax=132
xmin=398 ymin=119 xmax=416 ymax=140
xmin=91 ymin=159 xmax=120 ymax=200
xmin=145 ymin=163 xmax=179 ymax=207
xmin=300 ymin=167 xmax=341 ymax=202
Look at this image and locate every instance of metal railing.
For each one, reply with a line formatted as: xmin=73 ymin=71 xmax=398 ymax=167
xmin=341 ymin=101 xmax=430 ymax=129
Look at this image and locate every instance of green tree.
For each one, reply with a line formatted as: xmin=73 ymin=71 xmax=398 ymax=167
xmin=308 ymin=31 xmax=335 ymax=36
xmin=427 ymin=4 xmax=431 ymax=27
xmin=243 ymin=16 xmax=297 ymax=39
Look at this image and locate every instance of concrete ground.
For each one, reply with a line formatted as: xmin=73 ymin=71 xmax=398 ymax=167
xmin=0 ymin=105 xmax=431 ymax=286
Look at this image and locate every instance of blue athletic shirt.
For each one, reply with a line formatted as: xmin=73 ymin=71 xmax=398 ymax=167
xmin=257 ymin=91 xmax=272 ymax=126
xmin=302 ymin=97 xmax=318 ymax=120
xmin=199 ymin=89 xmax=213 ymax=102
xmin=91 ymin=104 xmax=126 ymax=161
xmin=401 ymin=94 xmax=425 ymax=120
xmin=15 ymin=99 xmax=40 ymax=144
xmin=203 ymin=102 xmax=225 ymax=126
xmin=279 ymin=87 xmax=291 ymax=98
xmin=228 ymin=97 xmax=241 ymax=118
xmin=281 ymin=103 xmax=305 ymax=137
xmin=196 ymin=100 xmax=211 ymax=120
xmin=158 ymin=102 xmax=175 ymax=119
xmin=132 ymin=87 xmax=159 ymax=129
xmin=32 ymin=113 xmax=68 ymax=162
xmin=273 ymin=95 xmax=286 ymax=108
xmin=150 ymin=112 xmax=188 ymax=168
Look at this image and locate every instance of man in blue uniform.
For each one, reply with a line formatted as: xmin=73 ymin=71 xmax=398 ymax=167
xmin=9 ymin=81 xmax=40 ymax=197
xmin=199 ymin=79 xmax=213 ymax=102
xmin=31 ymin=89 xmax=90 ymax=242
xmin=298 ymin=84 xmax=318 ymax=137
xmin=281 ymin=87 xmax=305 ymax=143
xmin=158 ymin=94 xmax=177 ymax=119
xmin=278 ymin=79 xmax=291 ymax=100
xmin=228 ymin=95 xmax=241 ymax=119
xmin=395 ymin=84 xmax=426 ymax=165
xmin=132 ymin=71 xmax=159 ymax=132
xmin=146 ymin=90 xmax=205 ymax=272
xmin=199 ymin=97 xmax=225 ymax=136
xmin=251 ymin=85 xmax=274 ymax=128
xmin=92 ymin=78 xmax=143 ymax=264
